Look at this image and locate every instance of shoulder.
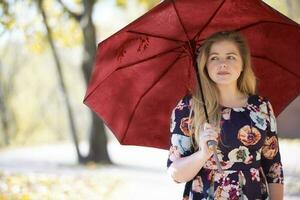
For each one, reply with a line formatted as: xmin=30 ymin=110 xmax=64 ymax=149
xmin=249 ymin=94 xmax=275 ymax=115
xmin=173 ymin=93 xmax=193 ymax=111
xmin=248 ymin=94 xmax=271 ymax=106
xmin=181 ymin=93 xmax=192 ymax=105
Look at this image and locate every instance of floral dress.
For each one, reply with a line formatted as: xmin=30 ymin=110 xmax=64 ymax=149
xmin=167 ymin=94 xmax=284 ymax=200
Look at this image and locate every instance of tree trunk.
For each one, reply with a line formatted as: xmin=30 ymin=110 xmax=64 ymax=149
xmin=0 ymin=54 xmax=18 ymax=146
xmin=86 ymin=113 xmax=111 ymax=162
xmin=38 ymin=0 xmax=84 ymax=162
xmin=80 ymin=0 xmax=111 ymax=164
xmin=0 ymin=83 xmax=10 ymax=146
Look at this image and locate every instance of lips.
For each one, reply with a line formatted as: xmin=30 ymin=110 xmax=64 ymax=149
xmin=217 ymin=71 xmax=230 ymax=75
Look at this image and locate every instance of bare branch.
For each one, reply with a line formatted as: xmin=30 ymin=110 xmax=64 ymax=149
xmin=56 ymin=0 xmax=83 ymax=21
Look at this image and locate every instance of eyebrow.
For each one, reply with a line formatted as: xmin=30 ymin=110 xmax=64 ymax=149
xmin=209 ymin=52 xmax=238 ymax=56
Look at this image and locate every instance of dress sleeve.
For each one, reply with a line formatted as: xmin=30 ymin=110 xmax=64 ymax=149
xmin=261 ymin=99 xmax=284 ymax=184
xmin=167 ymin=95 xmax=194 ymax=169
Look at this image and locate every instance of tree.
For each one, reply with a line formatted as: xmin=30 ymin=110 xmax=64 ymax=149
xmin=0 ymin=0 xmax=163 ymax=163
xmin=37 ymin=0 xmax=85 ymax=162
xmin=0 ymin=60 xmax=18 ymax=146
xmin=0 ymin=1 xmax=20 ymax=146
xmin=0 ymin=0 xmax=109 ymax=163
xmin=54 ymin=0 xmax=160 ymax=163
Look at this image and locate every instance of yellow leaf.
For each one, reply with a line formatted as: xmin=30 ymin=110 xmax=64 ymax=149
xmin=116 ymin=0 xmax=127 ymax=7
xmin=21 ymin=194 xmax=31 ymax=200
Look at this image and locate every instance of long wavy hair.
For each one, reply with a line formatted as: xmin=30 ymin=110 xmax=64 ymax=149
xmin=188 ymin=31 xmax=257 ymax=149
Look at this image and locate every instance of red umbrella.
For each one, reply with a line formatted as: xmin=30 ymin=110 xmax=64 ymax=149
xmin=83 ymin=0 xmax=300 ymax=150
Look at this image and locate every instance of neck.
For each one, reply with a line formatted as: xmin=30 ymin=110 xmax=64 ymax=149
xmin=217 ymin=84 xmax=245 ymax=105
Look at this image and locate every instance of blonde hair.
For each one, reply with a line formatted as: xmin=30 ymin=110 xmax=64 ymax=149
xmin=188 ymin=31 xmax=257 ymax=149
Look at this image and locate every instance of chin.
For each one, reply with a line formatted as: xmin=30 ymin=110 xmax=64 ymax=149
xmin=214 ymin=80 xmax=237 ymax=86
xmin=212 ymin=76 xmax=239 ymax=85
xmin=214 ymin=79 xmax=233 ymax=84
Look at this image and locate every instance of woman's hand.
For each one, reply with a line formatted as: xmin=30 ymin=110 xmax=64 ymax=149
xmin=198 ymin=122 xmax=219 ymax=159
xmin=168 ymin=122 xmax=220 ymax=183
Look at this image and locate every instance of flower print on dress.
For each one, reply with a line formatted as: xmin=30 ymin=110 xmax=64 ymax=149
xmin=170 ymin=108 xmax=176 ymax=132
xmin=258 ymin=95 xmax=265 ymax=103
xmin=267 ymin=163 xmax=284 ymax=184
xmin=192 ymin=176 xmax=204 ymax=193
xmin=258 ymin=101 xmax=273 ymax=128
xmin=167 ymin=95 xmax=283 ymax=199
xmin=262 ymin=136 xmax=279 ymax=159
xmin=228 ymin=146 xmax=253 ymax=164
xmin=237 ymin=125 xmax=261 ymax=146
xmin=250 ymin=168 xmax=260 ymax=182
xmin=214 ymin=180 xmax=240 ymax=200
xmin=188 ymin=98 xmax=193 ymax=108
xmin=203 ymin=149 xmax=234 ymax=170
xmin=213 ymin=170 xmax=235 ymax=183
xmin=256 ymin=148 xmax=261 ymax=161
xmin=171 ymin=134 xmax=192 ymax=155
xmin=267 ymin=101 xmax=277 ymax=132
xmin=175 ymin=99 xmax=186 ymax=110
xmin=238 ymin=170 xmax=246 ymax=186
xmin=260 ymin=182 xmax=268 ymax=199
xmin=237 ymin=171 xmax=247 ymax=199
xmin=259 ymin=101 xmax=268 ymax=117
xmin=180 ymin=117 xmax=193 ymax=137
xmin=232 ymin=107 xmax=245 ymax=112
xmin=249 ymin=109 xmax=267 ymax=130
xmin=221 ymin=108 xmax=231 ymax=120
xmin=204 ymin=156 xmax=234 ymax=170
xmin=168 ymin=145 xmax=181 ymax=162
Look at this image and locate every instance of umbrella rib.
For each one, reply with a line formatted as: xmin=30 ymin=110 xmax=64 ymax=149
xmin=171 ymin=0 xmax=192 ymax=44
xmin=84 ymin=46 xmax=185 ymax=102
xmin=196 ymin=21 xmax=299 ymax=43
xmin=193 ymin=4 xmax=300 ymax=41
xmin=122 ymin=52 xmax=185 ymax=143
xmin=127 ymin=30 xmax=185 ymax=43
xmin=253 ymin=55 xmax=300 ymax=79
xmin=236 ymin=20 xmax=300 ymax=32
xmin=193 ymin=0 xmax=226 ymax=41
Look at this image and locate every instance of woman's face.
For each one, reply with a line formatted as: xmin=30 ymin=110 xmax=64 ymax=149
xmin=206 ymin=40 xmax=243 ymax=87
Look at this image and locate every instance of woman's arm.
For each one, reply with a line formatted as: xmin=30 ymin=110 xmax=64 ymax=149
xmin=168 ymin=123 xmax=218 ymax=183
xmin=261 ymin=99 xmax=284 ymax=199
xmin=167 ymin=95 xmax=218 ymax=183
xmin=268 ymin=183 xmax=283 ymax=200
xmin=168 ymin=149 xmax=210 ymax=183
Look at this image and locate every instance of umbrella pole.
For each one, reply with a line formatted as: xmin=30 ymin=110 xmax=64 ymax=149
xmin=192 ymin=59 xmax=223 ymax=173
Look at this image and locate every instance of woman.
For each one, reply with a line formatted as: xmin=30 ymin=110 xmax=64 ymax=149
xmin=167 ymin=31 xmax=284 ymax=200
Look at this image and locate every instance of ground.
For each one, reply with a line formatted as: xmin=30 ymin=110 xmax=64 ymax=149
xmin=0 ymin=139 xmax=299 ymax=199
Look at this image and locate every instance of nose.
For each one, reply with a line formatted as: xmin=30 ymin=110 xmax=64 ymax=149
xmin=218 ymin=59 xmax=228 ymax=69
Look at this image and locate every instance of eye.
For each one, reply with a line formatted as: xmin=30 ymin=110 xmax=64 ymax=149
xmin=210 ymin=56 xmax=218 ymax=60
xmin=227 ymin=56 xmax=236 ymax=60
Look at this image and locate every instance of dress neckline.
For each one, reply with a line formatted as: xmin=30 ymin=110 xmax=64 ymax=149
xmin=220 ymin=94 xmax=252 ymax=109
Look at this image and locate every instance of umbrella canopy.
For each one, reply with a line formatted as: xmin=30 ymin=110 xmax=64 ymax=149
xmin=83 ymin=0 xmax=300 ymax=150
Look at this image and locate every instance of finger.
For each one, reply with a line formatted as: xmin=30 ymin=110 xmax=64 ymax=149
xmin=203 ymin=129 xmax=218 ymax=137
xmin=205 ymin=136 xmax=218 ymax=142
xmin=200 ymin=134 xmax=218 ymax=142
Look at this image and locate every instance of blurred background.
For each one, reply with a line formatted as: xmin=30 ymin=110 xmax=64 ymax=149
xmin=0 ymin=0 xmax=299 ymax=199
